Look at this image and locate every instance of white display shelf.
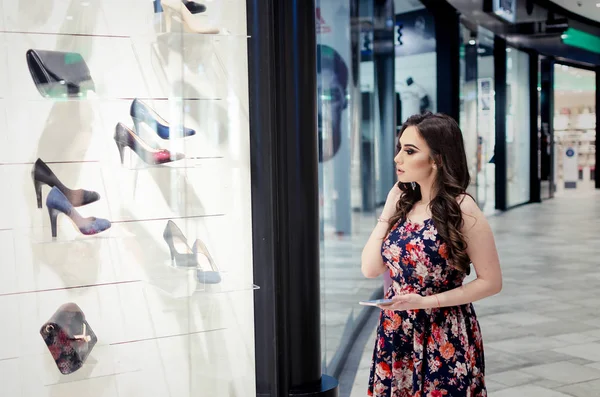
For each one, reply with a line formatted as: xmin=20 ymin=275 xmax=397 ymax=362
xmin=0 ymin=32 xmax=244 ymax=101
xmin=0 ymin=1 xmax=5 ymax=32
xmin=0 ymin=215 xmax=254 ymax=294
xmin=0 ymin=99 xmax=107 ymax=164
xmin=0 ymin=281 xmax=256 ymax=360
xmin=0 ymin=0 xmax=249 ymax=38
xmin=2 ymin=33 xmax=149 ymax=100
xmin=1 ymin=0 xmax=113 ymax=37
xmin=0 ymin=325 xmax=254 ymax=397
xmin=0 ymin=98 xmax=231 ymax=164
xmin=132 ymin=33 xmax=234 ymax=100
xmin=0 ymin=0 xmax=255 ymax=395
xmin=0 ymin=34 xmax=8 ymax=98
xmin=0 ymin=162 xmax=233 ymax=229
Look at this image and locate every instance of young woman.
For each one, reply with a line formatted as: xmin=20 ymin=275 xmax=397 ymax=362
xmin=361 ymin=113 xmax=502 ymax=397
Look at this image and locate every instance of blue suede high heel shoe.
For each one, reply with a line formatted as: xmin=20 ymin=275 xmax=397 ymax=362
xmin=46 ymin=187 xmax=111 ymax=238
xmin=130 ymin=99 xmax=195 ymax=140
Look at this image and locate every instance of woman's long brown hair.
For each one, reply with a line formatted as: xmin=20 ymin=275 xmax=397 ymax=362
xmin=388 ymin=112 xmax=473 ymax=273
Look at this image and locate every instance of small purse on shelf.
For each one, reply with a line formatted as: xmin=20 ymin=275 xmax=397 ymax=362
xmin=39 ymin=303 xmax=97 ymax=375
xmin=26 ymin=49 xmax=95 ymax=98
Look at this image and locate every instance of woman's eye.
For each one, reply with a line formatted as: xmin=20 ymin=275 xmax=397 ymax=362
xmin=405 ymin=149 xmax=414 ymax=155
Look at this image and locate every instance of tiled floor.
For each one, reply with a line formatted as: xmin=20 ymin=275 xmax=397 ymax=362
xmin=340 ymin=189 xmax=600 ymax=396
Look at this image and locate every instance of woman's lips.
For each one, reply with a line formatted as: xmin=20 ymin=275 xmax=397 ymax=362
xmin=396 ymin=169 xmax=404 ymax=174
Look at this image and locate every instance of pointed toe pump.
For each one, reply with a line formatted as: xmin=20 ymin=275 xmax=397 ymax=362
xmin=46 ymin=187 xmax=111 ymax=238
xmin=163 ymin=220 xmax=198 ymax=268
xmin=192 ymin=239 xmax=221 ymax=284
xmin=32 ymin=159 xmax=100 ymax=209
xmin=114 ymin=123 xmax=185 ymax=165
xmin=160 ymin=0 xmax=220 ymax=35
xmin=163 ymin=221 xmax=222 ymax=284
xmin=130 ymin=99 xmax=195 ymax=140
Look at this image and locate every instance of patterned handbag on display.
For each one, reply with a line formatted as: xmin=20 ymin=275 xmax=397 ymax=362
xmin=39 ymin=303 xmax=97 ymax=375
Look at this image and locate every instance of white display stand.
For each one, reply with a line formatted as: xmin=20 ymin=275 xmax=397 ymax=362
xmin=0 ymin=1 xmax=256 ymax=396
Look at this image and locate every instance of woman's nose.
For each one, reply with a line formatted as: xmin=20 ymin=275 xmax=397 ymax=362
xmin=394 ymin=152 xmax=402 ymax=164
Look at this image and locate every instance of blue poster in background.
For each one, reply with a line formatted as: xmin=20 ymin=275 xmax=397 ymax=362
xmin=316 ymin=1 xmax=352 ymax=236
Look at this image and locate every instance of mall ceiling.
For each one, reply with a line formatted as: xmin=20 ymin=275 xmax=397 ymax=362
xmin=548 ymin=0 xmax=600 ymax=24
xmin=443 ymin=0 xmax=600 ymax=66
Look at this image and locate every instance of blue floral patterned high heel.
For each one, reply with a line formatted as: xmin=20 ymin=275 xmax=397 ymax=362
xmin=46 ymin=187 xmax=111 ymax=238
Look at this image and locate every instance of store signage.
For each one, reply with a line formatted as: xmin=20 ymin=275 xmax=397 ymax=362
xmin=563 ymin=146 xmax=578 ymax=189
xmin=562 ymin=28 xmax=600 ymax=55
xmin=483 ymin=0 xmax=516 ymax=24
xmin=316 ymin=8 xmax=331 ymax=34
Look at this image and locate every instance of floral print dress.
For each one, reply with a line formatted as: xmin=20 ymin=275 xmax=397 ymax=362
xmin=368 ymin=218 xmax=486 ymax=397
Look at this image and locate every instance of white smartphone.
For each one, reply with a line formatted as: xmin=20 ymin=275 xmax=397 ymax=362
xmin=359 ymin=298 xmax=394 ymax=307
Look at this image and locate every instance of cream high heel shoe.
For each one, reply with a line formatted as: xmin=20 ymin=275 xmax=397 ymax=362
xmin=161 ymin=0 xmax=221 ymax=34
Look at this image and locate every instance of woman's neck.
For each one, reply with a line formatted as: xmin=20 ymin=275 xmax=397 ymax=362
xmin=418 ymin=182 xmax=435 ymax=205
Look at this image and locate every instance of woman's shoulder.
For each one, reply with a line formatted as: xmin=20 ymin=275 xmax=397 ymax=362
xmin=455 ymin=194 xmax=480 ymax=216
xmin=455 ymin=193 xmax=484 ymax=229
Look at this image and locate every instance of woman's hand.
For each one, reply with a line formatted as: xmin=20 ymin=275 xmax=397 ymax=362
xmin=377 ymin=294 xmax=428 ymax=311
xmin=380 ymin=183 xmax=402 ymax=220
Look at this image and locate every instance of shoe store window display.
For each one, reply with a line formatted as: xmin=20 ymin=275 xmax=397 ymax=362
xmin=361 ymin=113 xmax=502 ymax=396
xmin=0 ymin=0 xmax=255 ymax=394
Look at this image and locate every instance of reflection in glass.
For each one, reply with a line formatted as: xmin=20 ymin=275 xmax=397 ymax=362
xmin=506 ymin=47 xmax=531 ymax=206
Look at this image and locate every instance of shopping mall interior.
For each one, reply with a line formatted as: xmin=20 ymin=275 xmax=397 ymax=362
xmin=0 ymin=0 xmax=598 ymax=396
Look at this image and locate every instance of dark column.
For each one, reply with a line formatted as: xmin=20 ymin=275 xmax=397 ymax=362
xmin=596 ymin=67 xmax=600 ymax=189
xmin=529 ymin=52 xmax=541 ymax=203
xmin=423 ymin=0 xmax=460 ymax=121
xmin=374 ymin=0 xmax=395 ymax=205
xmin=247 ymin=0 xmax=338 ymax=396
xmin=540 ymin=58 xmax=555 ymax=198
xmin=494 ymin=37 xmax=507 ymax=211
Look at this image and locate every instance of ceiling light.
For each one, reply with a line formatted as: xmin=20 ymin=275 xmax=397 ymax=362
xmin=469 ymin=39 xmax=476 ymax=45
xmin=506 ymin=48 xmax=511 ymax=52
xmin=561 ymin=34 xmax=568 ymax=39
xmin=537 ymin=87 xmax=541 ymax=92
xmin=596 ymin=3 xmax=600 ymax=7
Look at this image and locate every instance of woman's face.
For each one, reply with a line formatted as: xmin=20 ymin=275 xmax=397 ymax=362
xmin=394 ymin=126 xmax=436 ymax=184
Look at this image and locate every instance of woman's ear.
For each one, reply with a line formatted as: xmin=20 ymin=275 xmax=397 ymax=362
xmin=431 ymin=154 xmax=442 ymax=170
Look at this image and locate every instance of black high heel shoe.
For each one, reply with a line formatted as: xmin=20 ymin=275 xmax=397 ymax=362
xmin=31 ymin=158 xmax=100 ymax=209
xmin=182 ymin=0 xmax=206 ymax=14
xmin=163 ymin=221 xmax=221 ymax=284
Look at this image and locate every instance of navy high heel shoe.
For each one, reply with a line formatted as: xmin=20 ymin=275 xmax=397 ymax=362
xmin=46 ymin=187 xmax=111 ymax=238
xmin=32 ymin=159 xmax=99 ymax=209
xmin=130 ymin=99 xmax=195 ymax=140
